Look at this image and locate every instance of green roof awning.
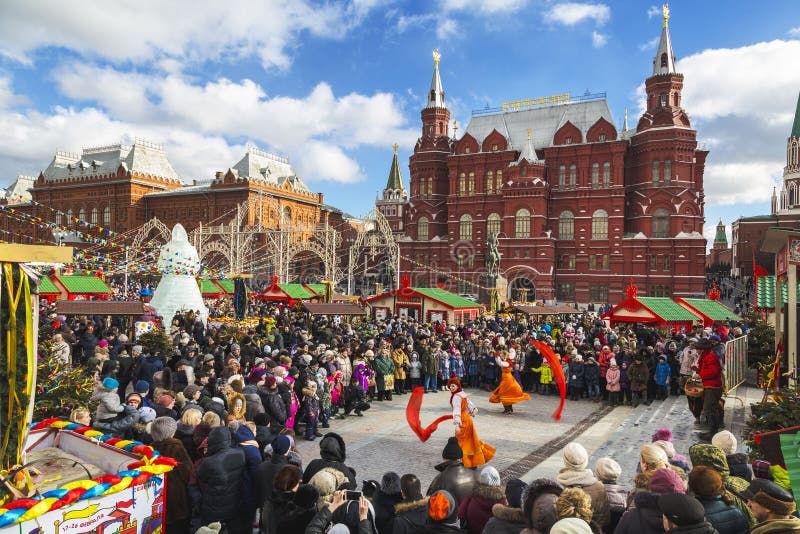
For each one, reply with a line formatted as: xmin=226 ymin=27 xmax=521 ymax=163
xmin=304 ymin=283 xmax=326 ymax=296
xmin=55 ymin=275 xmax=111 ymax=294
xmin=680 ymin=298 xmax=741 ymax=321
xmin=637 ymin=297 xmax=700 ymax=322
xmin=413 ymin=287 xmax=483 ymax=309
xmin=756 ymin=275 xmax=800 ymax=309
xmin=200 ymin=279 xmax=222 ymax=294
xmin=214 ymin=279 xmax=235 ymax=294
xmin=278 ymin=283 xmax=315 ymax=299
xmin=38 ymin=276 xmax=60 ymax=294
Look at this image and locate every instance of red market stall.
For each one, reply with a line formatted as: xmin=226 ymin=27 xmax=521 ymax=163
xmin=363 ymin=277 xmax=484 ymax=323
xmin=674 ymin=285 xmax=741 ymax=327
xmin=255 ymin=276 xmax=320 ymax=306
xmin=38 ymin=275 xmax=61 ymax=303
xmin=601 ymin=279 xmax=701 ymax=329
xmin=50 ymin=274 xmax=112 ymax=301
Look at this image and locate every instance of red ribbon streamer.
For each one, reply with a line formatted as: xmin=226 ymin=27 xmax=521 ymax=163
xmin=405 ymin=386 xmax=454 ymax=442
xmin=531 ymin=340 xmax=567 ymax=420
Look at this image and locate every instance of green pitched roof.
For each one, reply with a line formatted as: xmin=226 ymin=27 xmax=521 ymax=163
xmin=714 ymin=220 xmax=727 ymax=245
xmin=214 ymin=279 xmax=235 ymax=294
xmin=637 ymin=297 xmax=700 ymax=322
xmin=39 ymin=276 xmax=60 ymax=294
xmin=792 ymin=91 xmax=800 ymax=138
xmin=681 ymin=298 xmax=740 ymax=321
xmin=200 ymin=279 xmax=222 ymax=294
xmin=412 ymin=287 xmax=482 ymax=309
xmin=755 ymin=275 xmax=800 ymax=309
xmin=385 ymin=147 xmax=404 ymax=191
xmin=304 ymin=283 xmax=326 ymax=296
xmin=56 ymin=275 xmax=111 ymax=294
xmin=278 ymin=283 xmax=315 ymax=299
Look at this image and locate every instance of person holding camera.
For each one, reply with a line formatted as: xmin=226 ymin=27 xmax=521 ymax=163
xmin=305 ymin=489 xmax=377 ymax=534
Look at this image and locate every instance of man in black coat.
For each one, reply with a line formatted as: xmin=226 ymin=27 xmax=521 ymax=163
xmin=195 ymin=426 xmax=247 ymax=532
xmin=426 ymin=437 xmax=476 ymax=505
xmin=301 ymin=432 xmax=357 ymax=489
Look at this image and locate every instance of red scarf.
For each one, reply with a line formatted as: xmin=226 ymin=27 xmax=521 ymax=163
xmin=448 ymin=387 xmax=463 ymax=407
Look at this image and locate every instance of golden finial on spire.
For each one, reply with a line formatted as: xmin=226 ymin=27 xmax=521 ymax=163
xmin=432 ymin=49 xmax=441 ymax=66
xmin=392 ymin=143 xmax=399 ymax=154
xmin=527 ymin=128 xmax=532 ymax=141
xmin=453 ymin=119 xmax=458 ymax=128
xmin=662 ymin=3 xmax=670 ymax=28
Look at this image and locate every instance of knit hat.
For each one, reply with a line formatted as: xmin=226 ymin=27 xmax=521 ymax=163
xmin=648 ymin=468 xmax=686 ymax=494
xmin=118 ymin=334 xmax=128 ymax=343
xmin=652 ymin=428 xmax=674 ymax=442
xmin=183 ymin=385 xmax=202 ymax=399
xmin=609 ymin=358 xmax=617 ymax=366
xmin=381 ymin=472 xmax=401 ymax=494
xmin=203 ymin=353 xmax=215 ymax=363
xmin=658 ymin=493 xmax=706 ymax=527
xmin=138 ymin=407 xmax=157 ymax=422
xmin=594 ymin=457 xmax=622 ymax=483
xmin=132 ymin=345 xmax=143 ymax=353
xmin=102 ymin=377 xmax=119 ymax=390
xmin=135 ymin=380 xmax=150 ymax=394
xmin=550 ymin=517 xmax=592 ymax=534
xmin=442 ymin=437 xmax=463 ymax=461
xmin=98 ymin=340 xmax=109 ymax=348
xmin=653 ymin=440 xmax=677 ymax=459
xmin=428 ymin=490 xmax=458 ymax=523
xmin=574 ymin=355 xmax=583 ymax=362
xmin=711 ymin=430 xmax=737 ymax=455
xmin=150 ymin=416 xmax=178 ymax=442
xmin=688 ymin=465 xmax=724 ymax=497
xmin=230 ymin=343 xmax=240 ymax=351
xmin=157 ymin=394 xmax=175 ymax=408
xmin=505 ymin=478 xmax=527 ymax=509
xmin=562 ymin=442 xmax=589 ymax=470
xmin=264 ymin=375 xmax=277 ymax=389
xmin=479 ymin=466 xmax=501 ymax=487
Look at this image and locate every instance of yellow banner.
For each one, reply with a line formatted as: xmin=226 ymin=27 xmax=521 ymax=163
xmin=502 ymin=93 xmax=570 ymax=111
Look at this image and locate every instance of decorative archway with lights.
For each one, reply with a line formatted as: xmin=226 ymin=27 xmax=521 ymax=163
xmin=347 ymin=208 xmax=399 ymax=295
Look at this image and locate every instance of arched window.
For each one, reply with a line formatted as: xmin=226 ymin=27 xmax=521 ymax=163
xmin=468 ymin=172 xmax=475 ymax=195
xmin=66 ymin=209 xmax=73 ymax=226
xmin=603 ymin=162 xmax=611 ymax=187
xmin=90 ymin=207 xmax=98 ymax=225
xmin=417 ymin=217 xmax=429 ymax=241
xmin=282 ymin=206 xmax=292 ymax=225
xmin=103 ymin=206 xmax=111 ymax=226
xmin=55 ymin=211 xmax=62 ymax=227
xmin=569 ymin=164 xmax=577 ymax=189
xmin=486 ymin=170 xmax=494 ymax=194
xmin=591 ymin=163 xmax=599 ymax=188
xmin=459 ymin=214 xmax=473 ymax=241
xmin=459 ymin=172 xmax=466 ymax=195
xmin=653 ymin=208 xmax=671 ymax=238
xmin=496 ymin=170 xmax=503 ymax=191
xmin=592 ymin=209 xmax=608 ymax=240
xmin=652 ymin=160 xmax=660 ymax=184
xmin=78 ymin=208 xmax=86 ymax=222
xmin=663 ymin=160 xmax=672 ymax=185
xmin=515 ymin=208 xmax=531 ymax=238
xmin=559 ymin=211 xmax=574 ymax=240
xmin=558 ymin=165 xmax=566 ymax=189
xmin=487 ymin=213 xmax=501 ymax=236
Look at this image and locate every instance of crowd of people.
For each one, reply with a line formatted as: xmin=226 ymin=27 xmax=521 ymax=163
xmin=41 ymin=298 xmax=791 ymax=534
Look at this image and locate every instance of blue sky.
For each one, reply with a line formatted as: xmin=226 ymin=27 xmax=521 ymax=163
xmin=1 ymin=0 xmax=799 ymax=248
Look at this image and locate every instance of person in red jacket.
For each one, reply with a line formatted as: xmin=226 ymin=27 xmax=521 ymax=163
xmin=693 ymin=338 xmax=723 ymax=441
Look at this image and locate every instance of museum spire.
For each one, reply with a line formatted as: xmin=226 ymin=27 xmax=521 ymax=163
xmin=385 ymin=143 xmax=405 ymax=191
xmin=427 ymin=49 xmax=445 ymax=108
xmin=653 ymin=3 xmax=677 ymax=75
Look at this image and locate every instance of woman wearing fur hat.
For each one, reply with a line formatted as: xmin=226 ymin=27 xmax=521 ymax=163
xmin=482 ymin=478 xmax=527 ymax=534
xmin=226 ymin=390 xmax=247 ymax=422
xmin=458 ymin=466 xmax=507 ymax=534
xmin=150 ymin=416 xmax=192 ymax=532
xmin=520 ymin=478 xmax=563 ymax=534
xmin=556 ymin=488 xmax=601 ymax=534
xmin=556 ymin=443 xmax=609 ymax=529
xmin=489 ymin=349 xmax=531 ymax=414
xmin=448 ymin=378 xmax=495 ymax=469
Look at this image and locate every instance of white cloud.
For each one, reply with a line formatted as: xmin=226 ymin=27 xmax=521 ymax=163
xmin=592 ymin=31 xmax=608 ymax=48
xmin=3 ymin=65 xmax=418 ymax=185
xmin=0 ymin=0 xmax=379 ymax=70
xmin=703 ymin=162 xmax=781 ymax=207
xmin=647 ymin=5 xmax=661 ymax=18
xmin=638 ymin=37 xmax=659 ymax=51
xmin=437 ymin=19 xmax=460 ymax=40
xmin=397 ymin=13 xmax=435 ymax=33
xmin=789 ymin=27 xmax=800 ymax=37
xmin=544 ymin=3 xmax=610 ymax=26
xmin=442 ymin=0 xmax=527 ymax=13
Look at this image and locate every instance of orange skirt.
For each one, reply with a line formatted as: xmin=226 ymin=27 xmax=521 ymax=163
xmin=489 ymin=366 xmax=531 ymax=406
xmin=456 ymin=407 xmax=495 ymax=468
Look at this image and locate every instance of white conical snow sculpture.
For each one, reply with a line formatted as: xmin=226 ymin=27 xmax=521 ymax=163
xmin=149 ymin=223 xmax=209 ymax=326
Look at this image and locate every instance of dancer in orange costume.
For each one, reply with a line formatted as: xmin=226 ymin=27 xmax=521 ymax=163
xmin=448 ymin=378 xmax=495 ymax=468
xmin=489 ymin=348 xmax=531 ymax=414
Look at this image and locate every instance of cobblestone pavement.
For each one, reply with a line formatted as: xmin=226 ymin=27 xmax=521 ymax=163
xmin=293 ymin=388 xmax=602 ymax=489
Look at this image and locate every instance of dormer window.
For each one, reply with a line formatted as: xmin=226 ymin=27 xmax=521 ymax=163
xmin=465 ymin=147 xmax=471 ymax=154
xmin=598 ymin=133 xmax=606 ymax=142
xmin=565 ymin=136 xmax=572 ymax=144
xmin=661 ymin=53 xmax=668 ymax=68
xmin=521 ymin=165 xmax=527 ymax=177
xmin=492 ymin=144 xmax=498 ymax=151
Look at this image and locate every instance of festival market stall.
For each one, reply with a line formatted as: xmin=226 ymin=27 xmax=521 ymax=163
xmin=50 ymin=274 xmax=112 ymax=301
xmin=0 ymin=244 xmax=173 ymax=531
xmin=363 ymin=278 xmax=484 ymax=323
xmin=255 ymin=276 xmax=321 ymax=306
xmin=37 ymin=276 xmax=61 ymax=304
xmin=601 ymin=279 xmax=701 ymax=330
xmin=675 ymin=286 xmax=741 ymax=327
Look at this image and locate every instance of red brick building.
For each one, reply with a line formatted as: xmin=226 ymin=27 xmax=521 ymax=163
xmin=390 ymin=13 xmax=708 ymax=305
